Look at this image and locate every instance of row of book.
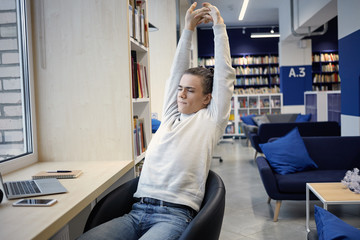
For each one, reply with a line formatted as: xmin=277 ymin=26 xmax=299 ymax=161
xmin=133 ymin=116 xmax=147 ymax=158
xmin=238 ymin=98 xmax=281 ymax=108
xmin=232 ymin=55 xmax=278 ymax=65
xmin=135 ymin=161 xmax=144 ymax=177
xmin=131 ymin=51 xmax=149 ymax=98
xmin=129 ymin=0 xmax=148 ymax=47
xmin=235 ymin=66 xmax=279 ymax=75
xmin=198 ymin=55 xmax=279 ymax=67
xmin=313 ymin=53 xmax=339 ymax=62
xmin=235 ymin=76 xmax=269 ymax=86
xmin=233 ymin=86 xmax=280 ymax=95
xmin=225 ymin=123 xmax=235 ymax=134
xmin=321 ymin=63 xmax=339 ymax=72
xmin=236 ymin=75 xmax=282 ymax=86
xmin=313 ymin=73 xmax=341 ymax=83
xmin=312 ymin=84 xmax=341 ymax=91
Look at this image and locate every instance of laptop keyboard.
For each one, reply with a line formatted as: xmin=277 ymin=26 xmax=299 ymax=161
xmin=9 ymin=181 xmax=41 ymax=195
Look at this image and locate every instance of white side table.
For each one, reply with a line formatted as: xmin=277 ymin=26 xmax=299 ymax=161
xmin=306 ymin=182 xmax=360 ymax=232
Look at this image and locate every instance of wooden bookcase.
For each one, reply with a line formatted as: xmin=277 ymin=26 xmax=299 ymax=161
xmin=312 ymin=51 xmax=340 ymax=91
xmin=128 ymin=0 xmax=151 ymax=176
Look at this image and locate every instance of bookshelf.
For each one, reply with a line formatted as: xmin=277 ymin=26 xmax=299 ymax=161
xmin=199 ymin=53 xmax=280 ymax=92
xmin=225 ymin=93 xmax=283 ymax=137
xmin=312 ymin=51 xmax=340 ymax=91
xmin=129 ymin=0 xmax=151 ymax=176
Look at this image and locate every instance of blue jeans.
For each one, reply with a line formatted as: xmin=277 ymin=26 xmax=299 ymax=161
xmin=78 ymin=202 xmax=195 ymax=240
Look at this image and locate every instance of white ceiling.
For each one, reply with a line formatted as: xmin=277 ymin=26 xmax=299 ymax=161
xmin=189 ymin=0 xmax=281 ymax=28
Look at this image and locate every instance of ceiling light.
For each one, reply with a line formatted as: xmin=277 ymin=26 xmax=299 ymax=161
xmin=242 ymin=27 xmax=246 ymax=34
xmin=250 ymin=32 xmax=280 ymax=38
xmin=270 ymin=27 xmax=275 ymax=34
xmin=238 ymin=0 xmax=249 ymax=21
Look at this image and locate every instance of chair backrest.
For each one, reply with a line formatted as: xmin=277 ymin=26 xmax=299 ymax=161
xmin=303 ymin=136 xmax=360 ymax=170
xmin=258 ymin=121 xmax=340 ymax=143
xmin=84 ymin=170 xmax=226 ymax=240
xmin=179 ymin=170 xmax=226 ymax=240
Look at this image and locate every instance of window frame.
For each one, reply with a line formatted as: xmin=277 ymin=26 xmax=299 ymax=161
xmin=0 ymin=0 xmax=37 ymax=174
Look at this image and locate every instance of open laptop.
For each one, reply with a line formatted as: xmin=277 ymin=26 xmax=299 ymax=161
xmin=0 ymin=172 xmax=67 ymax=200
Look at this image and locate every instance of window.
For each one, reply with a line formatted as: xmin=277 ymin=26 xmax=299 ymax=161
xmin=0 ymin=0 xmax=36 ymax=171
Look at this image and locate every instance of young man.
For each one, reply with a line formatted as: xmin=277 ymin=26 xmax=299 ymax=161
xmin=79 ymin=2 xmax=235 ymax=240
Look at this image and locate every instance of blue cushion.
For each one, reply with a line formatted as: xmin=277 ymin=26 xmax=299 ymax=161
xmin=315 ymin=205 xmax=360 ymax=240
xmin=295 ymin=113 xmax=311 ymax=122
xmin=259 ymin=127 xmax=318 ymax=175
xmin=151 ymin=118 xmax=161 ymax=133
xmin=240 ymin=114 xmax=256 ymax=126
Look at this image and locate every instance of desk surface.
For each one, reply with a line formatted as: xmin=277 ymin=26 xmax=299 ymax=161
xmin=307 ymin=182 xmax=360 ymax=203
xmin=0 ymin=160 xmax=133 ymax=240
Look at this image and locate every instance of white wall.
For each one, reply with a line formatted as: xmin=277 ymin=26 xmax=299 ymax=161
xmin=148 ymin=0 xmax=177 ymax=120
xmin=337 ymin=0 xmax=360 ymax=39
xmin=280 ymin=0 xmax=337 ymax=42
xmin=31 ymin=0 xmax=133 ymax=162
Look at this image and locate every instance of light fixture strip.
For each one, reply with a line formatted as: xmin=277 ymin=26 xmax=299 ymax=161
xmin=238 ymin=0 xmax=249 ymax=21
xmin=250 ymin=33 xmax=280 ymax=38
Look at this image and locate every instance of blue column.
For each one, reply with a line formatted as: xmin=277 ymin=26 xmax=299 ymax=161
xmin=338 ymin=0 xmax=360 ymax=135
xmin=280 ymin=65 xmax=312 ymax=105
xmin=279 ymin=40 xmax=313 ymax=107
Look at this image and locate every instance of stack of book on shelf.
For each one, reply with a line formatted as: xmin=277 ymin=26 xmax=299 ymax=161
xmin=198 ymin=57 xmax=215 ymax=67
xmin=260 ymin=98 xmax=270 ymax=108
xmin=131 ymin=51 xmax=149 ymax=99
xmin=233 ymin=86 xmax=280 ymax=95
xmin=133 ymin=116 xmax=147 ymax=158
xmin=322 ymin=63 xmax=339 ymax=72
xmin=129 ymin=0 xmax=148 ymax=47
xmin=271 ymin=98 xmax=281 ymax=108
xmin=225 ymin=123 xmax=235 ymax=134
xmin=235 ymin=77 xmax=269 ymax=86
xmin=313 ymin=73 xmax=340 ymax=83
xmin=135 ymin=161 xmax=144 ymax=177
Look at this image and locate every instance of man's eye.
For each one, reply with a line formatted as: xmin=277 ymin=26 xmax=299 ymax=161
xmin=177 ymin=87 xmax=182 ymax=91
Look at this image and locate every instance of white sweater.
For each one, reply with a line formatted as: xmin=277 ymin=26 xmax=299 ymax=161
xmin=134 ymin=24 xmax=235 ymax=211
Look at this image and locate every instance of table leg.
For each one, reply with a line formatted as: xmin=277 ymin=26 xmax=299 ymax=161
xmin=306 ymin=184 xmax=310 ymax=232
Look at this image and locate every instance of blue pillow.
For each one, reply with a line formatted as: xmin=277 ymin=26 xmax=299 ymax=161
xmin=240 ymin=114 xmax=256 ymax=126
xmin=295 ymin=113 xmax=311 ymax=122
xmin=151 ymin=118 xmax=161 ymax=133
xmin=259 ymin=127 xmax=318 ymax=175
xmin=315 ymin=205 xmax=360 ymax=240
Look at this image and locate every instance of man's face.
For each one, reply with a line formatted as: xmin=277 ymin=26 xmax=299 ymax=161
xmin=177 ymin=74 xmax=211 ymax=114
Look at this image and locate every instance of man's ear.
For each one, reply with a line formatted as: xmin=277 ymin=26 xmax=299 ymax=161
xmin=203 ymin=93 xmax=212 ymax=106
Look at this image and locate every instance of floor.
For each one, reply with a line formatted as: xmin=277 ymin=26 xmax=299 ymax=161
xmin=211 ymin=138 xmax=360 ymax=240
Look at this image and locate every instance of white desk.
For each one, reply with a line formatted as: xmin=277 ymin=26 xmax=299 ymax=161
xmin=0 ymin=160 xmax=133 ymax=240
xmin=306 ymin=182 xmax=360 ymax=232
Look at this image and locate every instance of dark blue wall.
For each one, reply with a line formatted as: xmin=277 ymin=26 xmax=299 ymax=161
xmin=197 ymin=17 xmax=338 ymax=56
xmin=311 ymin=17 xmax=338 ymax=52
xmin=197 ymin=27 xmax=279 ymax=57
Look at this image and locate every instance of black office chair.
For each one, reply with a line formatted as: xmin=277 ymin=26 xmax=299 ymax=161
xmin=83 ymin=170 xmax=226 ymax=240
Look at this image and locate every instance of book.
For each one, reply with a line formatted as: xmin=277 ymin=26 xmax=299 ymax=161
xmin=32 ymin=170 xmax=83 ymax=179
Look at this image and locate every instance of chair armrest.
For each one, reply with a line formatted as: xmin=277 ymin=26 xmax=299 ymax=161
xmin=249 ymin=133 xmax=262 ymax=153
xmin=247 ymin=125 xmax=258 ymax=133
xmin=83 ymin=177 xmax=139 ymax=232
xmin=256 ymin=156 xmax=280 ymax=199
xmin=179 ymin=170 xmax=226 ymax=240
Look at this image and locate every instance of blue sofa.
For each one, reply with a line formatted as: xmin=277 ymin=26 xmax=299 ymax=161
xmin=256 ymin=136 xmax=360 ymax=221
xmin=249 ymin=121 xmax=341 ymax=158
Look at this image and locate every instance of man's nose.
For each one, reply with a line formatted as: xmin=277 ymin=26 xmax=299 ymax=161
xmin=179 ymin=89 xmax=186 ymax=98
